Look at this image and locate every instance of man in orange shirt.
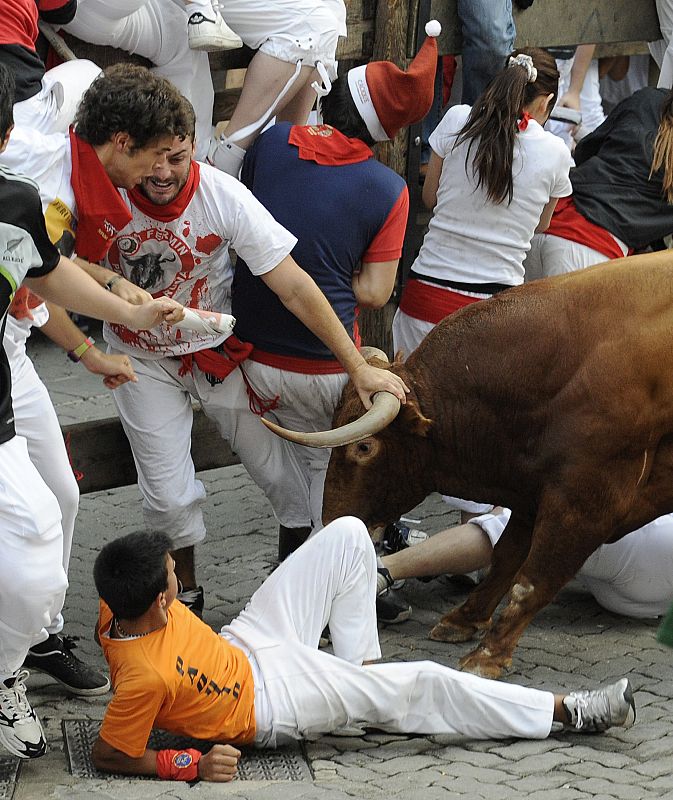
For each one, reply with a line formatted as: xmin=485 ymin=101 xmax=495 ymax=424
xmin=93 ymin=519 xmax=636 ymax=782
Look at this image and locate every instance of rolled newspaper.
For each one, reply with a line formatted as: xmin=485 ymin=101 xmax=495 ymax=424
xmin=174 ymin=307 xmax=236 ymax=337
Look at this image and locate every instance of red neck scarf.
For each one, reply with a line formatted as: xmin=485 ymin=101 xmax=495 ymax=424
xmin=68 ymin=129 xmax=133 ymax=263
xmin=517 ymin=111 xmax=533 ymax=131
xmin=288 ymin=125 xmax=373 ymax=166
xmin=128 ymin=160 xmax=201 ymax=222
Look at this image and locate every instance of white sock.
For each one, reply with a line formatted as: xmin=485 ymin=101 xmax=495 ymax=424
xmin=207 ymin=135 xmax=246 ymax=178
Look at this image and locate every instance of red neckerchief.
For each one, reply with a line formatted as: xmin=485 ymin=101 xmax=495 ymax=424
xmin=9 ymin=287 xmax=43 ymax=321
xmin=69 ymin=128 xmax=133 ymax=262
xmin=128 ymin=160 xmax=201 ymax=222
xmin=517 ymin=111 xmax=532 ymax=131
xmin=288 ymin=125 xmax=373 ymax=166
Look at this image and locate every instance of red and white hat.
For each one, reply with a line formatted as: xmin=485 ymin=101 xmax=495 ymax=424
xmin=347 ymin=20 xmax=442 ymax=142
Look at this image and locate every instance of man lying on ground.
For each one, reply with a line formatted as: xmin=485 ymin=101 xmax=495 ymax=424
xmin=92 ymin=518 xmax=635 ymax=782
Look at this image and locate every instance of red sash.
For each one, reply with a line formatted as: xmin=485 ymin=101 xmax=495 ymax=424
xmin=545 ymin=196 xmax=631 ymax=260
xmin=178 ymin=335 xmax=253 ymax=380
xmin=399 ymin=279 xmax=482 ymax=324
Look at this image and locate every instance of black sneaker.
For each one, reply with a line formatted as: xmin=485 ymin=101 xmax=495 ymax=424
xmin=177 ymin=586 xmax=205 ymax=619
xmin=0 ymin=670 xmax=47 ymax=759
xmin=23 ymin=635 xmax=110 ymax=697
xmin=382 ymin=521 xmax=428 ymax=555
xmin=376 ymin=567 xmax=412 ymax=624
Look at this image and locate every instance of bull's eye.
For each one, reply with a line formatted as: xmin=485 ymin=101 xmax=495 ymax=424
xmin=356 ymin=441 xmax=372 ymax=454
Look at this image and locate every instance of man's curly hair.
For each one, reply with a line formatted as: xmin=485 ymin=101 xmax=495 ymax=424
xmin=74 ymin=64 xmax=195 ymax=150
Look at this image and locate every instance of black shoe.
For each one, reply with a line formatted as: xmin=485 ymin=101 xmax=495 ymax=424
xmin=376 ymin=567 xmax=412 ymax=624
xmin=382 ymin=521 xmax=428 ymax=556
xmin=277 ymin=525 xmax=311 ymax=562
xmin=177 ymin=586 xmax=205 ymax=618
xmin=23 ymin=635 xmax=110 ymax=697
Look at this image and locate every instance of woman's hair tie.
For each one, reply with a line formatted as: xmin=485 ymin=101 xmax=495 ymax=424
xmin=508 ymin=53 xmax=537 ymax=83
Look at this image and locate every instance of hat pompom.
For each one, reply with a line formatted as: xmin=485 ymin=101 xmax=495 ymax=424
xmin=425 ymin=20 xmax=441 ymax=37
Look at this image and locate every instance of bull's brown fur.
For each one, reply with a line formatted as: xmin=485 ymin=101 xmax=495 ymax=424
xmin=322 ymin=251 xmax=673 ymax=678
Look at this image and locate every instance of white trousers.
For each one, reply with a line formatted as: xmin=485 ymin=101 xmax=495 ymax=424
xmin=547 ymin=57 xmax=605 ymax=149
xmin=225 ymin=517 xmax=554 ymax=744
xmin=0 ymin=436 xmax=67 ymax=676
xmin=63 ymin=0 xmax=215 ymax=159
xmin=9 ymin=343 xmax=79 ymax=635
xmin=651 ymin=0 xmax=673 ymax=88
xmin=474 ymin=509 xmax=673 ymax=619
xmin=110 ymin=351 xmax=311 ymax=549
xmin=224 ymin=0 xmax=346 ymax=79
xmin=524 ymin=232 xmax=627 ymax=282
xmin=239 ymin=361 xmax=348 ymax=529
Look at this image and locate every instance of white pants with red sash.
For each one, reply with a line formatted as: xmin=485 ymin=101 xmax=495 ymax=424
xmin=109 ymin=349 xmax=313 ymax=550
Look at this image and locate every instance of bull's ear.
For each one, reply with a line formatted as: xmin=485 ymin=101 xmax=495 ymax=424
xmin=399 ymin=396 xmax=433 ymax=437
xmin=394 ymin=348 xmax=407 ymax=363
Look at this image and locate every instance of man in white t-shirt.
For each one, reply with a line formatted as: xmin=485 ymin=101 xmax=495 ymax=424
xmin=96 ymin=103 xmax=408 ymax=611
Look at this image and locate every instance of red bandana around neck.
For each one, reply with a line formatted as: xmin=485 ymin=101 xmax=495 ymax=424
xmin=517 ymin=111 xmax=533 ymax=131
xmin=68 ymin=129 xmax=133 ymax=263
xmin=128 ymin=160 xmax=201 ymax=222
xmin=288 ymin=125 xmax=373 ymax=166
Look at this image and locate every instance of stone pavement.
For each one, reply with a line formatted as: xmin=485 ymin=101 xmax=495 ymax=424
xmin=12 ymin=326 xmax=673 ymax=800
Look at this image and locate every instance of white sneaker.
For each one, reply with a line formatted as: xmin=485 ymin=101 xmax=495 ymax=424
xmin=188 ymin=9 xmax=242 ymax=52
xmin=563 ymin=678 xmax=636 ymax=733
xmin=0 ymin=670 xmax=47 ymax=759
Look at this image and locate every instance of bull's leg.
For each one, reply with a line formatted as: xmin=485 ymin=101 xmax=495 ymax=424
xmin=429 ymin=513 xmax=533 ymax=643
xmin=459 ymin=501 xmax=612 ymax=679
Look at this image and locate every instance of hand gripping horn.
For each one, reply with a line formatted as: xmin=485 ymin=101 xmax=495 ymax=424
xmin=260 ymin=347 xmax=402 ymax=448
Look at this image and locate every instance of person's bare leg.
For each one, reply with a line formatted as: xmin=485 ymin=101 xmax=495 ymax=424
xmin=381 ymin=521 xmax=493 ymax=581
xmin=225 ymin=53 xmax=317 ymax=148
xmin=275 ymin=70 xmax=318 ymax=124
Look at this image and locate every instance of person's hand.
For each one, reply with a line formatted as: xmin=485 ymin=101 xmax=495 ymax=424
xmin=350 ymin=361 xmax=409 ymax=410
xmin=198 ymin=744 xmax=240 ymax=782
xmin=111 ymin=276 xmax=153 ymax=305
xmin=557 ymin=89 xmax=581 ymax=111
xmin=123 ymin=297 xmax=185 ymax=330
xmin=79 ymin=347 xmax=137 ymax=389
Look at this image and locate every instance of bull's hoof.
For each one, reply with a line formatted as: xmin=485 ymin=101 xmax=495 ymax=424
xmin=459 ymin=648 xmax=511 ymax=679
xmin=429 ymin=619 xmax=478 ymax=643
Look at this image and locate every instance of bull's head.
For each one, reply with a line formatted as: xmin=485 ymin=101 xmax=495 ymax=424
xmin=261 ymin=348 xmax=434 ymax=530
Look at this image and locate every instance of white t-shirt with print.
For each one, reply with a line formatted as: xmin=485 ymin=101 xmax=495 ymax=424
xmin=413 ymin=104 xmax=572 ymax=287
xmin=103 ymin=163 xmax=297 ymax=358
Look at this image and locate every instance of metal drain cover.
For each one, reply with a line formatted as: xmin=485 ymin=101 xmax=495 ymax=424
xmin=0 ymin=756 xmax=20 ymax=800
xmin=62 ymin=719 xmax=312 ymax=781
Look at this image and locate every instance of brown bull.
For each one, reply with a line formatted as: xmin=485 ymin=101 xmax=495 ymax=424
xmin=262 ymin=252 xmax=673 ymax=679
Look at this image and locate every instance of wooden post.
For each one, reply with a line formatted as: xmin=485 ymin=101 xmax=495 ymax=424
xmin=358 ymin=0 xmax=413 ymax=356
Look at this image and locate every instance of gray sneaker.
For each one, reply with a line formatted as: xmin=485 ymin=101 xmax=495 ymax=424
xmin=563 ymin=678 xmax=636 ymax=733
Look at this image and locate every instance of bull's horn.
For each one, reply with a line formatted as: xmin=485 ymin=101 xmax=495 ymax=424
xmin=359 ymin=346 xmax=389 ymax=361
xmin=261 ymin=390 xmax=401 ymax=448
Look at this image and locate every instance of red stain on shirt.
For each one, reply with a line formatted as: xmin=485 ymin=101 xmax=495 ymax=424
xmin=195 ymin=234 xmax=222 ymax=255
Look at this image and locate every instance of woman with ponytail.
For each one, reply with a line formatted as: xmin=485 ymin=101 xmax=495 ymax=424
xmin=525 ymin=86 xmax=673 ymax=280
xmin=393 ymin=48 xmax=572 ymax=357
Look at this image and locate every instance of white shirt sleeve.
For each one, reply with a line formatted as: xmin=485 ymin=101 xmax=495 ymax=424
xmin=550 ymin=140 xmax=573 ymax=199
xmin=428 ymin=104 xmax=471 ymax=159
xmin=215 ymin=172 xmax=297 ymax=276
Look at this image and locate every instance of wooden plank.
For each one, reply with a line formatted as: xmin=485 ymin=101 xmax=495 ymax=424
xmin=63 ymin=410 xmax=240 ymax=494
xmin=427 ymin=0 xmax=661 ymax=56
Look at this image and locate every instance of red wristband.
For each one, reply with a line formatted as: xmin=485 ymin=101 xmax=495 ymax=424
xmin=156 ymin=748 xmax=201 ymax=781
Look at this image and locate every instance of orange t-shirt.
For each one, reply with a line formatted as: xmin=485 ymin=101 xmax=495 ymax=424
xmin=98 ymin=600 xmax=256 ymax=757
